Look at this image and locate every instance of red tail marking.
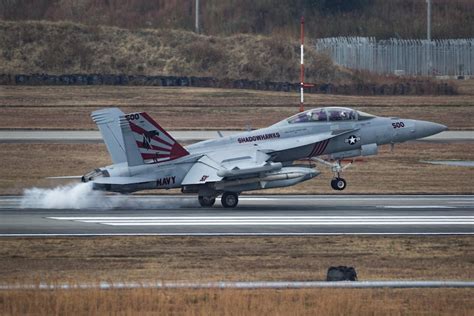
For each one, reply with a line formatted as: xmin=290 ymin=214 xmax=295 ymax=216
xmin=140 ymin=112 xmax=190 ymax=158
xmin=126 ymin=111 xmax=189 ymax=163
xmin=129 ymin=122 xmax=173 ymax=148
xmin=141 ymin=153 xmax=171 ymax=160
xmin=170 ymin=143 xmax=189 ymax=160
xmin=136 ymin=141 xmax=170 ymax=152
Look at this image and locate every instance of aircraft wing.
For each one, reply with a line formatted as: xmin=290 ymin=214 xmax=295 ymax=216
xmin=181 ymin=148 xmax=276 ymax=185
xmin=181 ymin=155 xmax=223 ymax=185
xmin=183 ymin=128 xmax=359 ymax=185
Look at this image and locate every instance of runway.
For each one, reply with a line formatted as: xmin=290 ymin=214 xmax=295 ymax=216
xmin=1 ymin=195 xmax=473 ymax=236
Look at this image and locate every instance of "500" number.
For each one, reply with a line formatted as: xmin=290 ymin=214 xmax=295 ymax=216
xmin=392 ymin=122 xmax=405 ymax=129
xmin=125 ymin=113 xmax=140 ymax=121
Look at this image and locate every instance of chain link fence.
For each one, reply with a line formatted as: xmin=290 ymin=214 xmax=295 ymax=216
xmin=316 ymin=37 xmax=474 ymax=77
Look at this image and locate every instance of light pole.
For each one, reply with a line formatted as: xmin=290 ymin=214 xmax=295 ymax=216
xmin=426 ymin=0 xmax=431 ymax=41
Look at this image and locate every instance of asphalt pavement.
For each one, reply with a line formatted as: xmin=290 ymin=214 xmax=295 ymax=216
xmin=1 ymin=195 xmax=472 ymax=236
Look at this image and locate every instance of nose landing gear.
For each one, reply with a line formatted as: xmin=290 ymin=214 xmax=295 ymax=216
xmin=312 ymin=157 xmax=352 ymax=191
xmin=331 ymin=177 xmax=347 ymax=191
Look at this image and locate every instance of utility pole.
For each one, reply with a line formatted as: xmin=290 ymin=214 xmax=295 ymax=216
xmin=195 ymin=0 xmax=200 ymax=33
xmin=426 ymin=0 xmax=431 ymax=41
xmin=426 ymin=0 xmax=433 ymax=75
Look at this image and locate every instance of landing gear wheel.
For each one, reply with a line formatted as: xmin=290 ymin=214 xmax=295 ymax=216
xmin=198 ymin=196 xmax=216 ymax=207
xmin=331 ymin=178 xmax=347 ymax=191
xmin=221 ymin=192 xmax=239 ymax=208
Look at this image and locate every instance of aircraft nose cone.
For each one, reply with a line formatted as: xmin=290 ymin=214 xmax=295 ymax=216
xmin=415 ymin=121 xmax=447 ymax=139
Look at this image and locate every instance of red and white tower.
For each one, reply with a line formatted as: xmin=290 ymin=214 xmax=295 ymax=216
xmin=300 ymin=16 xmax=305 ymax=112
xmin=299 ymin=16 xmax=314 ymax=112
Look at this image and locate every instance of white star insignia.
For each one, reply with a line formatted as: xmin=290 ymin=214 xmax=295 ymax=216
xmin=345 ymin=135 xmax=360 ymax=145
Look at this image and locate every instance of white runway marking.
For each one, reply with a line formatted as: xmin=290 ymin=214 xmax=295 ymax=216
xmin=378 ymin=206 xmax=454 ymax=209
xmin=48 ymin=216 xmax=474 ymax=226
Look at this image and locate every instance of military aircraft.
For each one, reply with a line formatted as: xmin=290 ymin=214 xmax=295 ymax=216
xmin=81 ymin=107 xmax=446 ymax=208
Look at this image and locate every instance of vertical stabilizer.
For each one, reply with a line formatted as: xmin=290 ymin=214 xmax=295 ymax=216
xmin=119 ymin=116 xmax=145 ymax=167
xmin=123 ymin=112 xmax=190 ymax=164
xmin=91 ymin=108 xmax=126 ymax=164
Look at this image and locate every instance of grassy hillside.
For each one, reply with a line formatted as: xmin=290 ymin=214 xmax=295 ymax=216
xmin=1 ymin=0 xmax=473 ymax=39
xmin=0 ymin=20 xmax=340 ymax=82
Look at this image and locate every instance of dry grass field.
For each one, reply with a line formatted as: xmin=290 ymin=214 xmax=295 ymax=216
xmin=0 ymin=85 xmax=473 ymax=130
xmin=0 ymin=20 xmax=337 ymax=83
xmin=1 ymin=236 xmax=472 ymax=283
xmin=1 ymin=288 xmax=473 ymax=315
xmin=0 ymin=142 xmax=472 ymax=195
xmin=0 ymin=236 xmax=473 ymax=315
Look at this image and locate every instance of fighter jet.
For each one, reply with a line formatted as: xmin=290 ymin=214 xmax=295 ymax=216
xmin=82 ymin=107 xmax=446 ymax=208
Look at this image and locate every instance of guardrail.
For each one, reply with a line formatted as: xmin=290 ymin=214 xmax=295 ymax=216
xmin=2 ymin=281 xmax=474 ymax=290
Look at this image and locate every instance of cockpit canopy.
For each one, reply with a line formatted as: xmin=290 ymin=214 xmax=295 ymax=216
xmin=285 ymin=107 xmax=375 ymax=124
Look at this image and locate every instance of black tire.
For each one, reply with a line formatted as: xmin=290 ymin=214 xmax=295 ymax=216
xmin=334 ymin=178 xmax=346 ymax=191
xmin=198 ymin=196 xmax=216 ymax=207
xmin=330 ymin=179 xmax=337 ymax=190
xmin=221 ymin=192 xmax=239 ymax=208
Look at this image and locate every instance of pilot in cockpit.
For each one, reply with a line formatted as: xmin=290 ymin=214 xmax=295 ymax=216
xmin=311 ymin=109 xmax=327 ymax=121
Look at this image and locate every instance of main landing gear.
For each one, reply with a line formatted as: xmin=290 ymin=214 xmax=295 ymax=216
xmin=221 ymin=192 xmax=239 ymax=208
xmin=312 ymin=157 xmax=352 ymax=191
xmin=198 ymin=192 xmax=239 ymax=208
xmin=198 ymin=195 xmax=216 ymax=207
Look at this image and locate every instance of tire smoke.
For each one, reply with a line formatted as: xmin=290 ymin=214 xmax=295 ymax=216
xmin=20 ymin=183 xmax=113 ymax=209
xmin=20 ymin=183 xmax=197 ymax=209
